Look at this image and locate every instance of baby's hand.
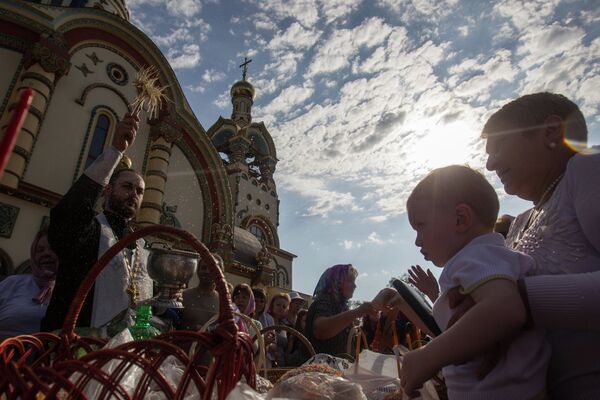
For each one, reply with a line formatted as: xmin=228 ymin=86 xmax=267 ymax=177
xmin=400 ymin=347 xmax=438 ymax=397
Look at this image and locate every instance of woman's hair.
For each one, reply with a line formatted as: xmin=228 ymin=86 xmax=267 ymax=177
xmin=408 ymin=165 xmax=499 ymax=229
xmin=294 ymin=309 xmax=308 ymax=332
xmin=267 ymin=293 xmax=291 ymax=315
xmin=482 ymin=92 xmax=587 ymax=145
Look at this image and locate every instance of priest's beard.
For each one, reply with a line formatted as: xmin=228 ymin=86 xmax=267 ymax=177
xmin=106 ymin=192 xmax=137 ymax=219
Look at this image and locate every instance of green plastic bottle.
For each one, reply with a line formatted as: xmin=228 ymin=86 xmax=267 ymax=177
xmin=129 ymin=304 xmax=161 ymax=340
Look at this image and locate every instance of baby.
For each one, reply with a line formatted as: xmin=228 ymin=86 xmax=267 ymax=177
xmin=395 ymin=165 xmax=549 ymax=399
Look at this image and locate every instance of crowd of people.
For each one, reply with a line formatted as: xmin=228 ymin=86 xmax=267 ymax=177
xmin=0 ymin=91 xmax=598 ymax=399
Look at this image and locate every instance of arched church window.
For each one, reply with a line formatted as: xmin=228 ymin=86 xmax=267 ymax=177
xmin=249 ymin=224 xmax=265 ymax=242
xmin=85 ymin=113 xmax=112 ymax=169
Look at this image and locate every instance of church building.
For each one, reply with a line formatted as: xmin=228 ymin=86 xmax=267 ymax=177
xmin=0 ymin=0 xmax=296 ymax=294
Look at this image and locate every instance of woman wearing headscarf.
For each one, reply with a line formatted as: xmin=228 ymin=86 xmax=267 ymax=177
xmin=231 ymin=283 xmax=258 ymax=334
xmin=304 ymin=264 xmax=377 ymax=357
xmin=0 ymin=229 xmax=59 ymax=339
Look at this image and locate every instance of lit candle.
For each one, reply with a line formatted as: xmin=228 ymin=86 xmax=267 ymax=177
xmin=0 ymin=88 xmax=34 ymax=178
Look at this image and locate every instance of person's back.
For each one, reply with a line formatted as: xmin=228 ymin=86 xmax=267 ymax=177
xmin=400 ymin=165 xmax=549 ymax=400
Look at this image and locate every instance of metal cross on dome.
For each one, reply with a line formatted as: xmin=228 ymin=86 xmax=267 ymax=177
xmin=239 ymin=57 xmax=252 ymax=80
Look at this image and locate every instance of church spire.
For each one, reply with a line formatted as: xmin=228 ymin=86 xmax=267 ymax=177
xmin=230 ymin=56 xmax=256 ymax=127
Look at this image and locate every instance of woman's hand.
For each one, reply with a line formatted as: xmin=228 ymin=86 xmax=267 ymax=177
xmin=408 ymin=265 xmax=440 ymax=303
xmin=372 ymin=288 xmax=402 ymax=310
xmin=357 ymin=301 xmax=378 ymax=318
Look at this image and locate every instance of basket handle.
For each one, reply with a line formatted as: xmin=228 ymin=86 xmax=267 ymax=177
xmin=61 ymin=225 xmax=234 ymax=339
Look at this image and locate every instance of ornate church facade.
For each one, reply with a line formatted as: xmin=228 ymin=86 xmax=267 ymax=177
xmin=0 ymin=0 xmax=296 ymax=293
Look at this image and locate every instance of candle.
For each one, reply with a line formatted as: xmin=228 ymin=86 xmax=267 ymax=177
xmin=391 ymin=322 xmax=402 ymax=378
xmin=355 ymin=329 xmax=361 ymax=373
xmin=0 ymin=88 xmax=34 ymax=178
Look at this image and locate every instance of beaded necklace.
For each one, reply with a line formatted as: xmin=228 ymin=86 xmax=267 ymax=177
xmin=534 ymin=173 xmax=564 ymax=210
xmin=517 ymin=173 xmax=565 ymax=245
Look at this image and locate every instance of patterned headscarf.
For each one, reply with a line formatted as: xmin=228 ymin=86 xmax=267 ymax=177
xmin=30 ymin=229 xmax=59 ymax=305
xmin=312 ymin=264 xmax=355 ymax=309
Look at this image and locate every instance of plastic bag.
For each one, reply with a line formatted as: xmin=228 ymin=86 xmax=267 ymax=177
xmin=225 ymin=382 xmax=267 ymax=400
xmin=344 ymin=349 xmax=439 ymax=400
xmin=267 ymin=372 xmax=366 ymax=400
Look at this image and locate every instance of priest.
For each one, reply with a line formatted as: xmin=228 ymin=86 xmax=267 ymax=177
xmin=41 ymin=113 xmax=153 ymax=332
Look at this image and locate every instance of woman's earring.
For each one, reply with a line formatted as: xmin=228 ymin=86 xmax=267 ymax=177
xmin=549 ymin=142 xmax=557 ymax=149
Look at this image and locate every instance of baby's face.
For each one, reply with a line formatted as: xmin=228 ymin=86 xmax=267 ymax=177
xmin=407 ymin=198 xmax=461 ymax=267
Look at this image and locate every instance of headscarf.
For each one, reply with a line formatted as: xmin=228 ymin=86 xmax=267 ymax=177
xmin=312 ymin=264 xmax=354 ymax=309
xmin=267 ymin=293 xmax=291 ymax=322
xmin=232 ymin=284 xmax=255 ymax=334
xmin=30 ymin=229 xmax=59 ymax=305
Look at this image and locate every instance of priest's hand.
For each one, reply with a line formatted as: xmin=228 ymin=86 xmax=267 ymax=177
xmin=113 ymin=113 xmax=139 ymax=152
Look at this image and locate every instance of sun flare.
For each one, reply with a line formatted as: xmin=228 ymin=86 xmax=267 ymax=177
xmin=407 ymin=120 xmax=481 ymax=170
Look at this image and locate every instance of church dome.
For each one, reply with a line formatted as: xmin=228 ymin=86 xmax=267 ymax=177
xmin=25 ymin=0 xmax=130 ymax=20
xmin=230 ymin=80 xmax=256 ymax=101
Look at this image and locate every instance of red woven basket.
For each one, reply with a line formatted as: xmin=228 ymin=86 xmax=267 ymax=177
xmin=0 ymin=225 xmax=256 ymax=400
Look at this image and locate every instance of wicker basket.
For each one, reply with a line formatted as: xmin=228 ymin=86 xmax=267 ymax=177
xmin=258 ymin=324 xmax=316 ymax=383
xmin=0 ymin=225 xmax=255 ymax=400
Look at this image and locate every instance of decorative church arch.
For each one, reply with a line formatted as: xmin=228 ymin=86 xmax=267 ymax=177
xmin=241 ymin=215 xmax=279 ymax=247
xmin=76 ymin=83 xmax=131 ymax=110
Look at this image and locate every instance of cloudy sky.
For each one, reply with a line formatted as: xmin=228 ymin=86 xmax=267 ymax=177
xmin=128 ymin=0 xmax=600 ymax=301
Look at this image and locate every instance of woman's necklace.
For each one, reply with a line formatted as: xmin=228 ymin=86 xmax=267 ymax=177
xmin=517 ymin=173 xmax=565 ymax=245
xmin=534 ymin=173 xmax=564 ymax=210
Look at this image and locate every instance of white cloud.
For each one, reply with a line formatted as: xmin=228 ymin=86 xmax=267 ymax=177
xmin=493 ymin=0 xmax=560 ymax=30
xmin=267 ymin=22 xmax=321 ymax=53
xmin=169 ymin=0 xmax=203 ymax=18
xmin=213 ymin=92 xmax=230 ymax=109
xmin=153 ymin=27 xmax=193 ymax=46
xmin=368 ymin=215 xmax=388 ymax=222
xmin=278 ymin=175 xmax=362 ymax=217
xmin=202 ymin=69 xmax=227 ymax=83
xmin=367 ymin=232 xmax=388 ymax=245
xmin=320 ymin=0 xmax=363 ymax=23
xmin=259 ymin=84 xmax=314 ymax=116
xmin=307 ymin=17 xmax=393 ymax=77
xmin=447 ymin=49 xmax=518 ymax=102
xmin=376 ymin=0 xmax=460 ymax=22
xmin=517 ymin=24 xmax=586 ymax=69
xmin=248 ymin=0 xmax=319 ymax=27
xmin=186 ymin=84 xmax=205 ymax=93
xmin=129 ymin=0 xmax=203 ymax=18
xmin=252 ymin=13 xmax=278 ymax=31
xmin=166 ymin=44 xmax=201 ymax=69
xmin=340 ymin=240 xmax=361 ymax=249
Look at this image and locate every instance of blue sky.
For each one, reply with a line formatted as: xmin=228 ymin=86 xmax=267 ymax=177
xmin=128 ymin=0 xmax=600 ymax=302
